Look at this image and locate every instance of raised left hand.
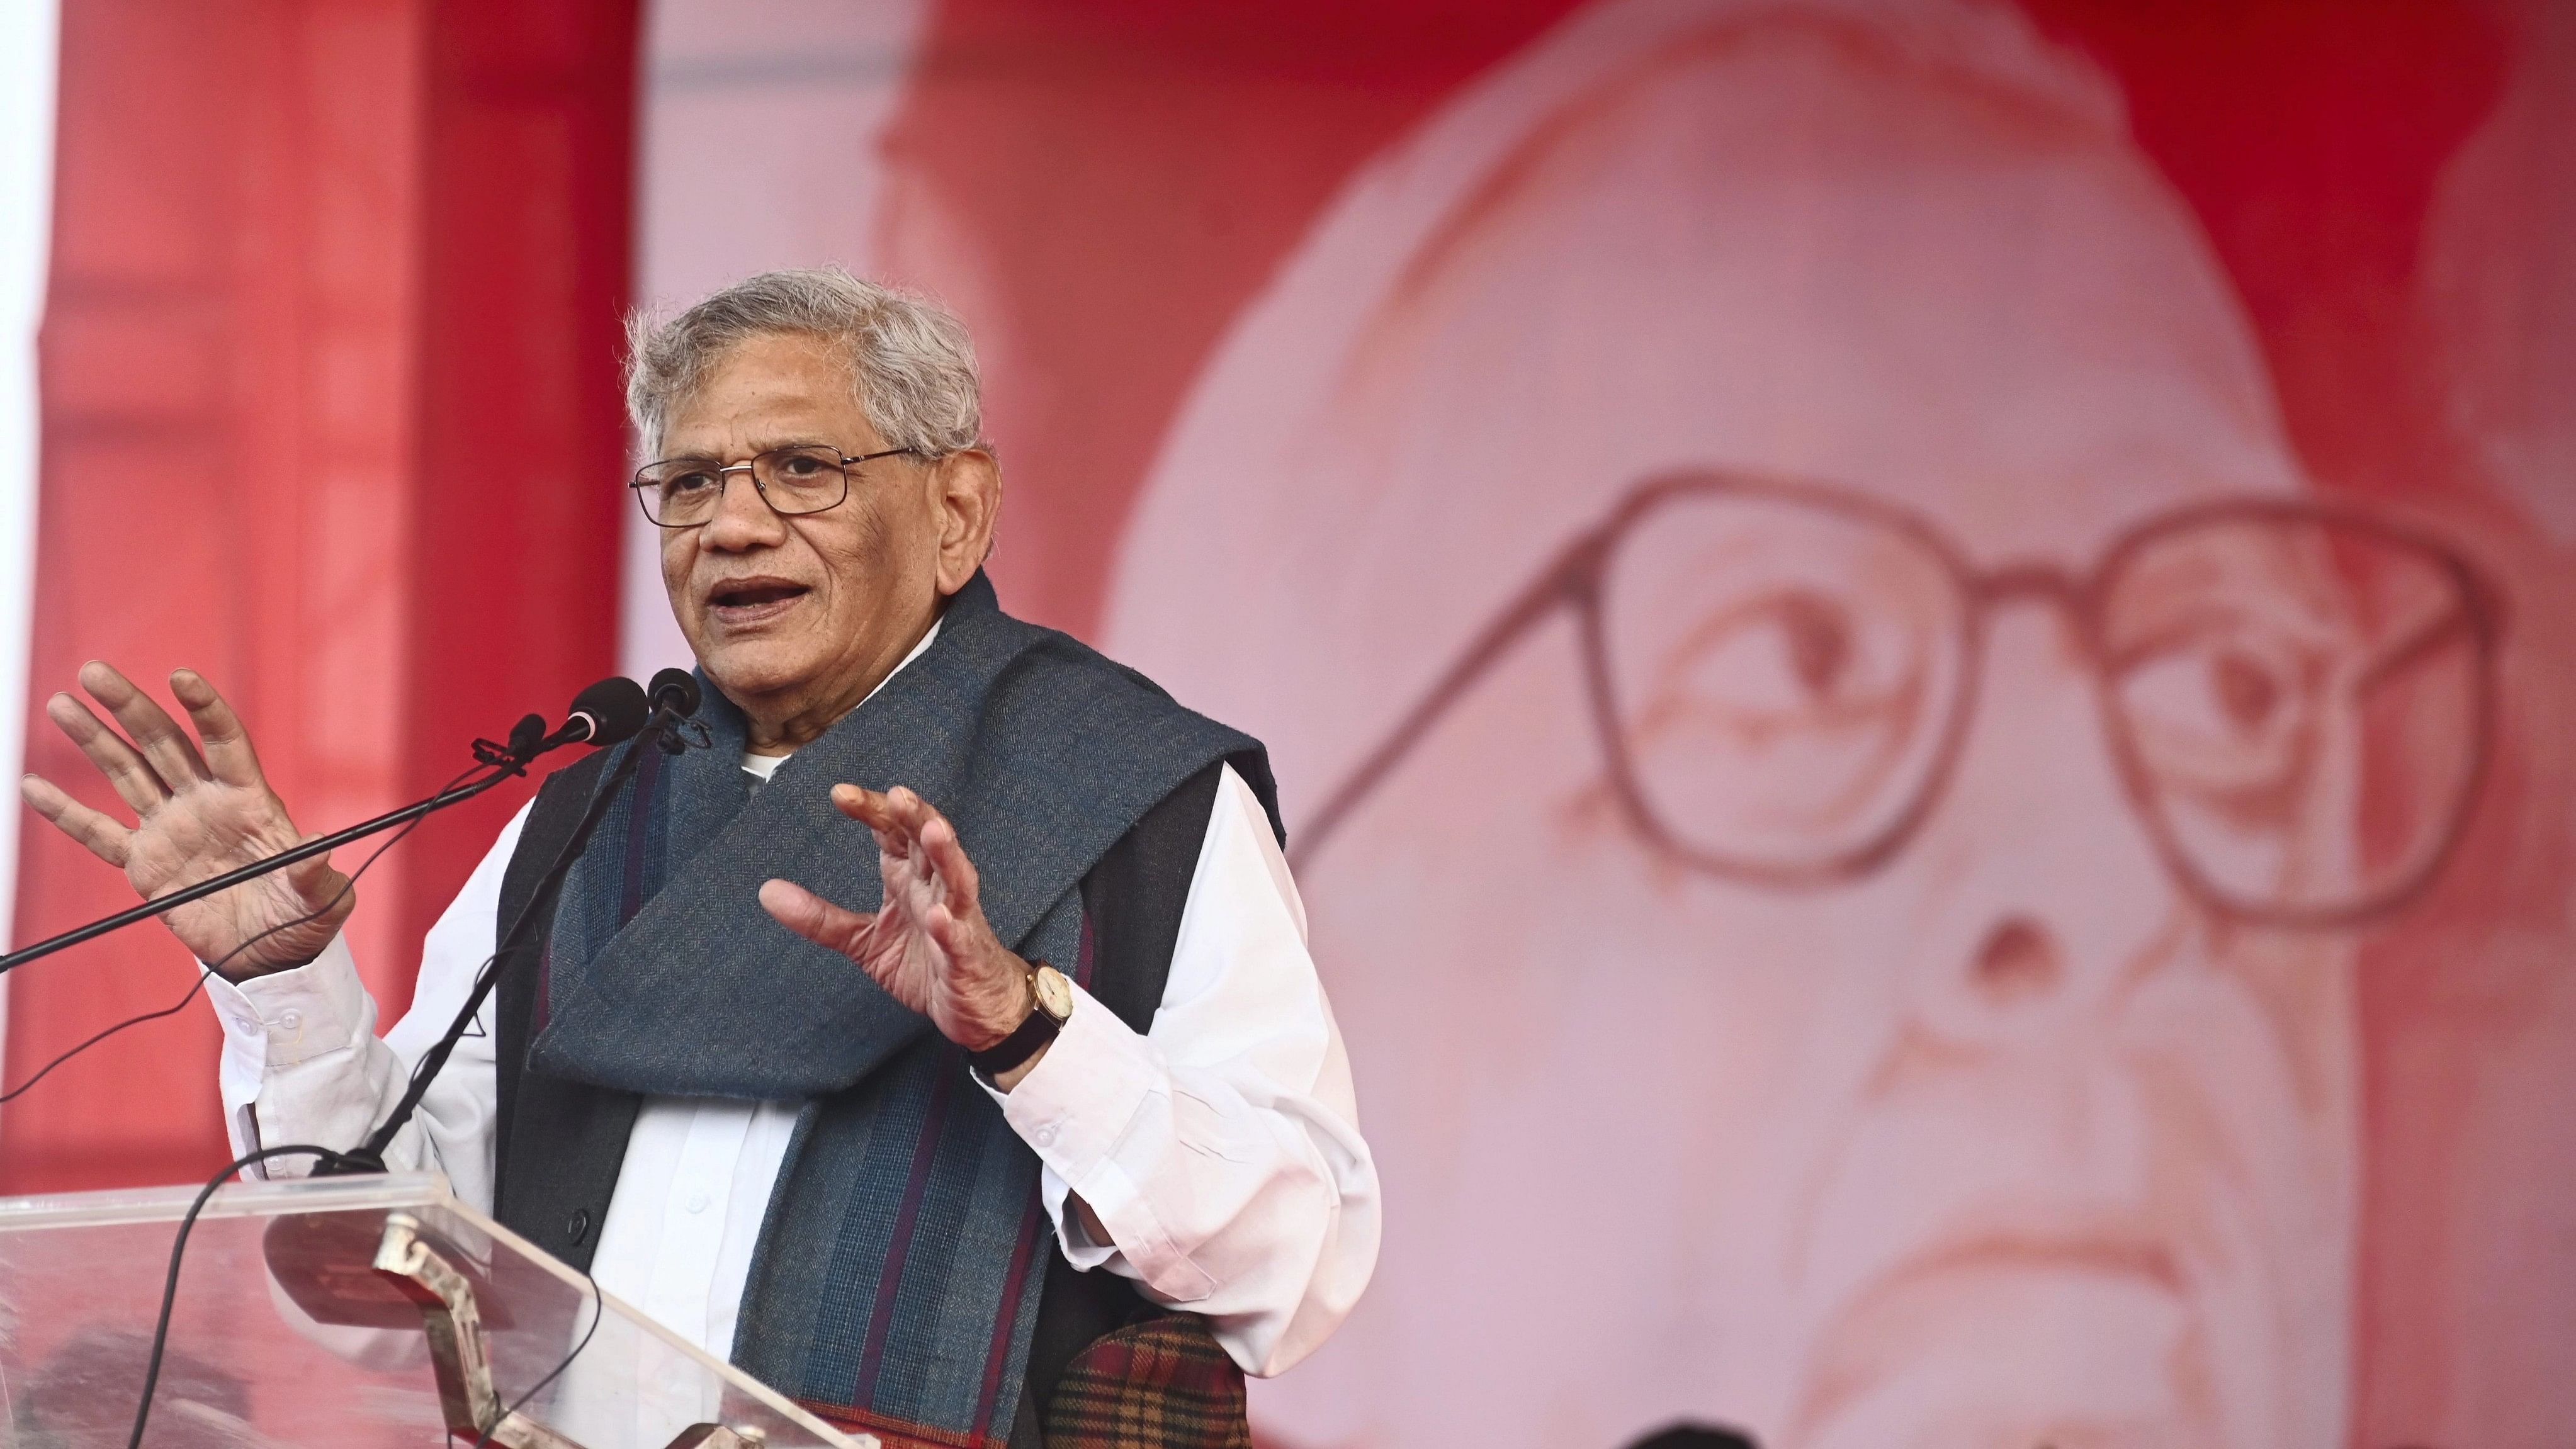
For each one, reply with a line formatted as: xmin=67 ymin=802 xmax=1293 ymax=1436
xmin=760 ymin=784 xmax=1034 ymax=1053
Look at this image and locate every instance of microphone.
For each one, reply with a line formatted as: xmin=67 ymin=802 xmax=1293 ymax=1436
xmin=647 ymin=667 xmax=701 ymax=719
xmin=638 ymin=667 xmax=703 ymax=755
xmin=563 ymin=675 xmax=650 ymax=745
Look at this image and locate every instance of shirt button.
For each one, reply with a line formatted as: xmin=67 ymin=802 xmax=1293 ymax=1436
xmin=1032 ymin=1125 xmax=1058 ymax=1148
xmin=686 ymin=1192 xmax=711 ymax=1215
xmin=277 ymin=1010 xmax=302 ymax=1031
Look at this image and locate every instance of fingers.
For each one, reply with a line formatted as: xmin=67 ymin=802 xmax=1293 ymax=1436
xmin=759 ymin=878 xmax=881 ymax=962
xmin=833 ymin=784 xmax=930 ymax=869
xmin=831 ymin=784 xmax=980 ymax=911
xmin=46 ymin=689 xmax=170 ymax=815
xmin=21 ymin=773 xmax=133 ymax=867
xmin=831 ymin=782 xmax=920 ymax=848
xmin=170 ymin=668 xmax=268 ymax=790
xmin=923 ymin=900 xmax=979 ymax=963
xmin=917 ymin=813 xmax=981 ymax=915
xmin=81 ymin=661 xmax=211 ymax=794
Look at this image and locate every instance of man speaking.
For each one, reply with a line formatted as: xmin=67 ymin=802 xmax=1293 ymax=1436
xmin=20 ymin=270 xmax=1378 ymax=1448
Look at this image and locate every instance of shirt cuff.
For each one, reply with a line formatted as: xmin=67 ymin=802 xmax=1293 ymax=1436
xmin=981 ymin=983 xmax=1217 ymax=1302
xmin=205 ymin=933 xmax=374 ymax=1109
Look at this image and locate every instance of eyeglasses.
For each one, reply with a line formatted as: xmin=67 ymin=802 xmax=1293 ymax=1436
xmin=630 ymin=444 xmax=916 ymax=527
xmin=1297 ymin=471 xmax=2502 ymax=928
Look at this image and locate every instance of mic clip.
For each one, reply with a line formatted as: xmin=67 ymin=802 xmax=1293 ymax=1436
xmin=468 ymin=713 xmax=551 ymax=774
xmin=647 ymin=711 xmax=713 ymax=755
xmin=644 ymin=667 xmax=707 ymax=755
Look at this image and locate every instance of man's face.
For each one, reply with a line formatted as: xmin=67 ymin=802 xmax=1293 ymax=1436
xmin=655 ymin=331 xmax=943 ymax=723
xmin=1114 ymin=25 xmax=2370 ymax=1449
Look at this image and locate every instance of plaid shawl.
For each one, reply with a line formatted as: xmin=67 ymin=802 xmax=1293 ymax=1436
xmin=1042 ymin=1316 xmax=1252 ymax=1449
xmin=521 ymin=572 xmax=1273 ymax=1446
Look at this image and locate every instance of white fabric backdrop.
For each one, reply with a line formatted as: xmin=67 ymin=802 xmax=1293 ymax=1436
xmin=0 ymin=0 xmax=60 ymax=1085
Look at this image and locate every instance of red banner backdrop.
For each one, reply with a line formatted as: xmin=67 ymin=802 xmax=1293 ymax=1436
xmin=8 ymin=1 xmax=2572 ymax=1445
xmin=1 ymin=0 xmax=635 ymax=1193
xmin=866 ymin=2 xmax=2573 ymax=1446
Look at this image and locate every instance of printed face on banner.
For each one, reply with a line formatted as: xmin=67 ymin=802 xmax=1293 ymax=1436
xmin=1104 ymin=5 xmax=2494 ymax=1446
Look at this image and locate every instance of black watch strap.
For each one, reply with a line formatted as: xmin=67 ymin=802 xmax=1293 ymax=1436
xmin=969 ymin=962 xmax=1070 ymax=1078
xmin=969 ymin=1001 xmax=1061 ymax=1078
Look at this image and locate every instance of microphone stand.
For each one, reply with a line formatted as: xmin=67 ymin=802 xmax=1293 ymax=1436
xmin=330 ymin=697 xmax=700 ymax=1173
xmin=0 ymin=718 xmax=596 ymax=979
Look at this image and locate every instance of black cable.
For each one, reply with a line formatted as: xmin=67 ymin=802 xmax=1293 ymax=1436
xmin=0 ymin=971 xmax=209 ymax=1105
xmin=118 ymin=756 xmax=610 ymax=1449
xmin=95 ymin=712 xmax=645 ymax=1448
xmin=82 ymin=765 xmax=485 ymax=1445
xmin=472 ymin=1260 xmax=604 ymax=1449
xmin=129 ymin=1142 xmax=363 ymax=1449
xmin=310 ymin=726 xmax=675 ymax=1430
xmin=132 ymin=1136 xmax=607 ymax=1449
xmin=0 ymin=765 xmax=483 ymax=1105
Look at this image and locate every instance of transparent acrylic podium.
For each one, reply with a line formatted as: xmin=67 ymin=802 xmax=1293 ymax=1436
xmin=0 ymin=1172 xmax=873 ymax=1449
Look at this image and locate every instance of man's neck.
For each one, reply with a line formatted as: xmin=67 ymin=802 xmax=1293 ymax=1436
xmin=743 ymin=612 xmax=945 ymax=756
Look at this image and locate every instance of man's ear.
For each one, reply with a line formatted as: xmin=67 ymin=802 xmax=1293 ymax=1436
xmin=931 ymin=448 xmax=1003 ymax=596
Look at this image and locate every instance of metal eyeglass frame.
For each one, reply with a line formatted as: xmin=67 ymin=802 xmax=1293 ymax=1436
xmin=629 ymin=444 xmax=917 ymax=528
xmin=1289 ymin=468 xmax=2504 ymax=930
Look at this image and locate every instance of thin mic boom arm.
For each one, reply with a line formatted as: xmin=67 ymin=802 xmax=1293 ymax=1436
xmin=335 ymin=691 xmax=699 ymax=1171
xmin=0 ymin=767 xmax=521 ymax=978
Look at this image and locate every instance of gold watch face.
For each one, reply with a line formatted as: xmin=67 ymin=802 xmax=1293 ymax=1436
xmin=1031 ymin=963 xmax=1076 ymax=1024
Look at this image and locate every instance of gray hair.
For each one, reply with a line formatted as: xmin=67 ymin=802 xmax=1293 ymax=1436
xmin=624 ymin=268 xmax=985 ymax=460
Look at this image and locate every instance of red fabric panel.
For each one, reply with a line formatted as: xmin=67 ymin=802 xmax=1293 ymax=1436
xmin=3 ymin=0 xmax=633 ymax=1194
xmin=395 ymin=0 xmax=638 ymax=983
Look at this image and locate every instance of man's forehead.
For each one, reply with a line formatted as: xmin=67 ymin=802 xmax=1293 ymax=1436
xmin=661 ymin=334 xmax=872 ymax=451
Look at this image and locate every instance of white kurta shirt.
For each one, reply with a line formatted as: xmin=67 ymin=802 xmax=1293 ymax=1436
xmin=204 ymin=629 xmax=1377 ymax=1378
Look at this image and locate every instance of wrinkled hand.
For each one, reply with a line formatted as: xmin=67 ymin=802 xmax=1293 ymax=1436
xmin=759 ymin=784 xmax=1034 ymax=1055
xmin=19 ymin=663 xmax=354 ymax=979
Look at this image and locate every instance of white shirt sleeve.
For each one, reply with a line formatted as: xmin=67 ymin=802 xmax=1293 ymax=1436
xmin=981 ymin=763 xmax=1382 ymax=1378
xmin=203 ymin=801 xmax=528 ymax=1206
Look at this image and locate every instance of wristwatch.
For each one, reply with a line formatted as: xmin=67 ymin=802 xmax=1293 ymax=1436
xmin=969 ymin=960 xmax=1073 ymax=1080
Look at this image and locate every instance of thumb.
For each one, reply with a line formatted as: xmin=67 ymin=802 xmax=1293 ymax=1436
xmin=760 ymin=878 xmax=878 ymax=961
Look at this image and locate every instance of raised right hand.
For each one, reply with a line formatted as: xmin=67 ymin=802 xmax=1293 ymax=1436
xmin=18 ymin=662 xmax=354 ymax=980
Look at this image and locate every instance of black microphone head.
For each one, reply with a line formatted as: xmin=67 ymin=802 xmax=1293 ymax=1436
xmin=565 ymin=676 xmax=649 ymax=745
xmin=647 ymin=667 xmax=703 ymax=718
xmin=506 ymin=712 xmax=547 ymax=757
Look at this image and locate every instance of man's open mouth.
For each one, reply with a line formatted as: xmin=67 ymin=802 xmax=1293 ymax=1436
xmin=709 ymin=580 xmax=811 ymax=611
